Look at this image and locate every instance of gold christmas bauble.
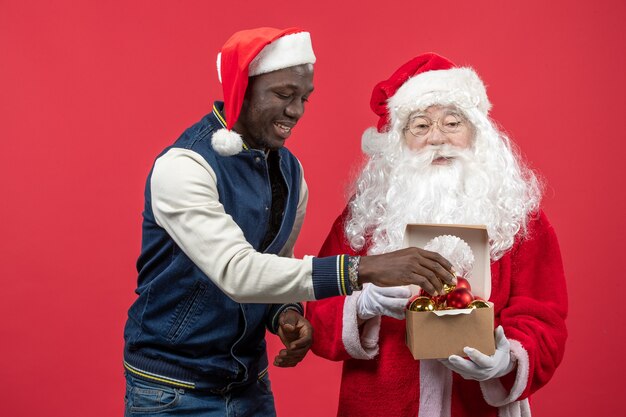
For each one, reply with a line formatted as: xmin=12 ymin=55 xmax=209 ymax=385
xmin=442 ymin=283 xmax=456 ymax=294
xmin=407 ymin=296 xmax=435 ymax=312
xmin=467 ymin=300 xmax=490 ymax=309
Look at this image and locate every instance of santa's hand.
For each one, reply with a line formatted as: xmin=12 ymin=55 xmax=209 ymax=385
xmin=439 ymin=326 xmax=515 ymax=381
xmin=356 ymin=283 xmax=412 ymax=320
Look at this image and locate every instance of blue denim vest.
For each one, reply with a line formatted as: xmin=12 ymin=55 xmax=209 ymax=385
xmin=123 ymin=103 xmax=303 ymax=391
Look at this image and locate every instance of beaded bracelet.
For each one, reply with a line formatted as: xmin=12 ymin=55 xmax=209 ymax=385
xmin=348 ymin=255 xmax=362 ymax=292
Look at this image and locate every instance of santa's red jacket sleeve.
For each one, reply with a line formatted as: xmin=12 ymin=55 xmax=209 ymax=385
xmin=480 ymin=210 xmax=568 ymax=405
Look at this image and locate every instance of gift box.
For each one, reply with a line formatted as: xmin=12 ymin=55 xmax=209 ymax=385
xmin=403 ymin=224 xmax=496 ymax=360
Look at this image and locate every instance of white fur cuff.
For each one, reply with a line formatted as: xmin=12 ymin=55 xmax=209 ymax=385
xmin=479 ymin=338 xmax=530 ymax=407
xmin=342 ymin=293 xmax=381 ymax=359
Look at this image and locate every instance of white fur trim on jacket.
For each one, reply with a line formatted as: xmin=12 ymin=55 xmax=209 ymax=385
xmin=249 ymin=32 xmax=316 ymax=77
xmin=479 ymin=338 xmax=531 ymax=416
xmin=495 ymin=399 xmax=531 ymax=417
xmin=387 ymin=67 xmax=491 ymax=131
xmin=341 ymin=293 xmax=381 ymax=359
xmin=419 ymin=360 xmax=453 ymax=417
xmin=211 ymin=128 xmax=244 ymax=156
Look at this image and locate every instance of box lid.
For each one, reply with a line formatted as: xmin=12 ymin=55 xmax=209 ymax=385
xmin=402 ymin=224 xmax=491 ymax=300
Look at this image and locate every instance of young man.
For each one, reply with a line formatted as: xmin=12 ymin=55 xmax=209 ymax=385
xmin=306 ymin=53 xmax=568 ymax=417
xmin=123 ymin=30 xmax=457 ymax=417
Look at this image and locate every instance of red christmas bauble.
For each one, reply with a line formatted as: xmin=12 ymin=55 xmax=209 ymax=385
xmin=420 ymin=288 xmax=440 ymax=297
xmin=433 ymin=294 xmax=447 ymax=310
xmin=455 ymin=277 xmax=472 ymax=292
xmin=446 ymin=287 xmax=474 ymax=309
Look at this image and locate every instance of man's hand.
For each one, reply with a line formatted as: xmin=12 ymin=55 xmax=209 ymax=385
xmin=438 ymin=326 xmax=515 ymax=381
xmin=358 ymin=247 xmax=456 ymax=295
xmin=356 ymin=284 xmax=412 ymax=320
xmin=273 ymin=309 xmax=313 ymax=368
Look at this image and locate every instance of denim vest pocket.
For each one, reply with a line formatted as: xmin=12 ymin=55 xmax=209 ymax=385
xmin=166 ymin=280 xmax=207 ymax=343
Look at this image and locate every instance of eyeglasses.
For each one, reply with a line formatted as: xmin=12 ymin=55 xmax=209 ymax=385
xmin=405 ymin=113 xmax=465 ymax=137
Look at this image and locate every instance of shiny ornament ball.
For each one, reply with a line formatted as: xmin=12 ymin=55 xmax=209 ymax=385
xmin=442 ymin=283 xmax=456 ymax=294
xmin=433 ymin=294 xmax=447 ymax=310
xmin=446 ymin=288 xmax=474 ymax=309
xmin=468 ymin=299 xmax=490 ymax=309
xmin=417 ymin=289 xmax=446 ymax=310
xmin=418 ymin=288 xmax=440 ymax=298
xmin=407 ymin=296 xmax=436 ymax=312
xmin=455 ymin=277 xmax=472 ymax=292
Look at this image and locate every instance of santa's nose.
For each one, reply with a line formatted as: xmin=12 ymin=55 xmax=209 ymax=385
xmin=426 ymin=127 xmax=447 ymax=145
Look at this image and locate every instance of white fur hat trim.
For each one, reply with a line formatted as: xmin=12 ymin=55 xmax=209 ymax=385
xmin=216 ymin=32 xmax=316 ymax=83
xmin=248 ymin=32 xmax=316 ymax=76
xmin=388 ymin=67 xmax=491 ymax=127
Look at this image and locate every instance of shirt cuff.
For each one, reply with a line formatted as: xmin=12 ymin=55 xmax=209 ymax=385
xmin=312 ymin=255 xmax=352 ymax=299
xmin=266 ymin=303 xmax=305 ymax=334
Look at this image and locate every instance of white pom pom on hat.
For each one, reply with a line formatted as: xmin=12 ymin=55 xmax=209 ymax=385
xmin=361 ymin=127 xmax=391 ymax=155
xmin=212 ymin=27 xmax=316 ymax=156
xmin=211 ymin=127 xmax=244 ymax=157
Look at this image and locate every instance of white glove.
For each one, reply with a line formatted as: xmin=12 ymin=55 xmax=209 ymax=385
xmin=439 ymin=326 xmax=515 ymax=381
xmin=356 ymin=284 xmax=412 ymax=320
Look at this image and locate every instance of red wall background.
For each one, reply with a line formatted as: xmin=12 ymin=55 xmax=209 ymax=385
xmin=2 ymin=1 xmax=624 ymax=416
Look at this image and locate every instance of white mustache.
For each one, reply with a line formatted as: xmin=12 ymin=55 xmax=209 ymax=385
xmin=407 ymin=145 xmax=472 ymax=167
xmin=428 ymin=146 xmax=466 ymax=159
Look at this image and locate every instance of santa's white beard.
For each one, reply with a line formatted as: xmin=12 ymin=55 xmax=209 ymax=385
xmin=346 ymin=138 xmax=541 ymax=260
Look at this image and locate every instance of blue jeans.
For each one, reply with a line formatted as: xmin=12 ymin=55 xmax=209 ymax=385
xmin=124 ymin=372 xmax=276 ymax=417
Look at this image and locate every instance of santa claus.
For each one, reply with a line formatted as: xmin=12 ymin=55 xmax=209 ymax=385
xmin=306 ymin=53 xmax=567 ymax=417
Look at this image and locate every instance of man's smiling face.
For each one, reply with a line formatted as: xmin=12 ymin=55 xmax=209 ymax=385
xmin=233 ymin=64 xmax=314 ymax=151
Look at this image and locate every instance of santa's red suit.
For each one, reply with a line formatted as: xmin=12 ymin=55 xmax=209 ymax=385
xmin=306 ymin=207 xmax=567 ymax=417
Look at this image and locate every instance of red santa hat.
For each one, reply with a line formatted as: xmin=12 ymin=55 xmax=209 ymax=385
xmin=212 ymin=27 xmax=316 ymax=156
xmin=362 ymin=52 xmax=491 ymax=155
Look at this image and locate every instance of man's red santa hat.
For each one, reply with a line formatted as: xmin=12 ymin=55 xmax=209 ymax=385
xmin=362 ymin=53 xmax=491 ymax=155
xmin=212 ymin=27 xmax=316 ymax=156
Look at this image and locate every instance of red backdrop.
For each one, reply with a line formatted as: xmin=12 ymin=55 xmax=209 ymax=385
xmin=2 ymin=1 xmax=624 ymax=416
